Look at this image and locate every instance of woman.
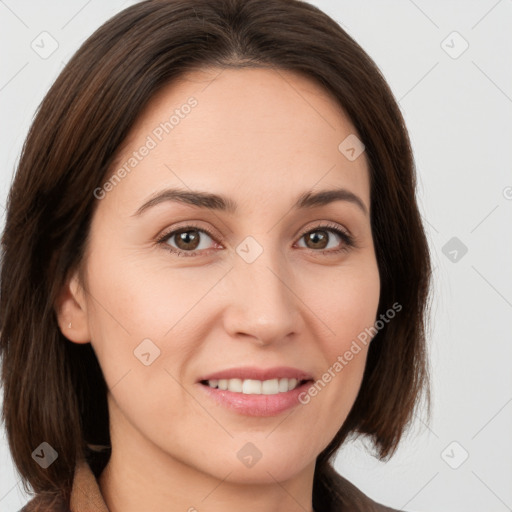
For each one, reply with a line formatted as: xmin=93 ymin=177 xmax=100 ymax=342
xmin=0 ymin=0 xmax=432 ymax=511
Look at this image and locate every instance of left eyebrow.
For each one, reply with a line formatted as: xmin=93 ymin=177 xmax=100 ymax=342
xmin=132 ymin=187 xmax=368 ymax=217
xmin=294 ymin=188 xmax=368 ymax=216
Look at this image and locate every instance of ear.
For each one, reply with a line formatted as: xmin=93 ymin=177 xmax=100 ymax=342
xmin=55 ymin=270 xmax=91 ymax=344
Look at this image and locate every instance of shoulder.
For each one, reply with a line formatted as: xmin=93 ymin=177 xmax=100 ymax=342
xmin=318 ymin=463 xmax=406 ymax=512
xmin=337 ymin=474 xmax=404 ymax=511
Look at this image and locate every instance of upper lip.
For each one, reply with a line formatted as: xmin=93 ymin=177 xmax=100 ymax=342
xmin=198 ymin=366 xmax=314 ymax=382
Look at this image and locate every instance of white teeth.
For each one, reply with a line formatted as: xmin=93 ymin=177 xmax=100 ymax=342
xmin=278 ymin=378 xmax=288 ymax=392
xmin=242 ymin=379 xmax=261 ymax=394
xmin=228 ymin=378 xmax=242 ymax=392
xmin=261 ymin=379 xmax=279 ymax=395
xmin=205 ymin=377 xmax=303 ymax=394
xmin=288 ymin=378 xmax=298 ymax=391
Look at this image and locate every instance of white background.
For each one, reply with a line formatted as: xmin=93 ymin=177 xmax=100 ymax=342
xmin=1 ymin=1 xmax=511 ymax=511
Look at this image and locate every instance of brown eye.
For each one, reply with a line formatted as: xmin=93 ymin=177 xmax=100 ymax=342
xmin=174 ymin=229 xmax=201 ymax=251
xmin=296 ymin=225 xmax=355 ymax=254
xmin=161 ymin=227 xmax=217 ymax=256
xmin=303 ymin=230 xmax=329 ymax=250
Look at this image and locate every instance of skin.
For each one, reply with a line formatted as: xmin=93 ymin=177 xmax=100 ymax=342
xmin=57 ymin=67 xmax=380 ymax=512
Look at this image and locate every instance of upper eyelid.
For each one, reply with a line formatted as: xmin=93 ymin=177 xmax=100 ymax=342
xmin=157 ymin=222 xmax=219 ymax=244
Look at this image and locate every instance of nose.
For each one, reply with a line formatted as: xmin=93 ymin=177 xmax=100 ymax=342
xmin=221 ymin=242 xmax=304 ymax=346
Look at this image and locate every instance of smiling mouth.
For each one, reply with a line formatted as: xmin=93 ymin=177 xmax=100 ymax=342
xmin=200 ymin=377 xmax=312 ymax=395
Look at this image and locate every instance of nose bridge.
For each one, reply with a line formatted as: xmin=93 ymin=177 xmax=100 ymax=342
xmin=223 ymin=235 xmax=301 ymax=343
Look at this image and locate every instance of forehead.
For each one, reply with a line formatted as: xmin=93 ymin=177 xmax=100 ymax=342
xmin=103 ymin=67 xmax=370 ymax=215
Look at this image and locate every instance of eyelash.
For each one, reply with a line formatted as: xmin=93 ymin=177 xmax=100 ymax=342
xmin=156 ymin=222 xmax=356 ymax=258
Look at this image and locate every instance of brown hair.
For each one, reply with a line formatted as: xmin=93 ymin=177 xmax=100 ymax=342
xmin=0 ymin=0 xmax=431 ymax=509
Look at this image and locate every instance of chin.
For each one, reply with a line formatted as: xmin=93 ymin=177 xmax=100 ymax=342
xmin=194 ymin=441 xmax=318 ymax=484
xmin=211 ymin=459 xmax=311 ymax=485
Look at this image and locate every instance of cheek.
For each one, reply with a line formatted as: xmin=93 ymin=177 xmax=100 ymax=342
xmin=302 ymin=260 xmax=379 ymax=401
xmin=332 ymin=275 xmax=380 ymax=349
xmin=305 ymin=257 xmax=380 ymax=354
xmin=83 ymin=246 xmax=226 ymax=384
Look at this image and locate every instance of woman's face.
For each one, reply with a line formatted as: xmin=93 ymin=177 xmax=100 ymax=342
xmin=66 ymin=67 xmax=380 ymax=483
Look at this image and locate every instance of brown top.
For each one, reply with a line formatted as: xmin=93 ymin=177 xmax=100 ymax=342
xmin=69 ymin=460 xmax=109 ymax=512
xmin=21 ymin=459 xmax=404 ymax=512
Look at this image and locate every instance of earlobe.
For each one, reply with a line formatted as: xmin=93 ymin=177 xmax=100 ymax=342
xmin=55 ymin=271 xmax=91 ymax=344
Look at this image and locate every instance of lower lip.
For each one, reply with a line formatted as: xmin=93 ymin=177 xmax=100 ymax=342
xmin=198 ymin=381 xmax=313 ymax=417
